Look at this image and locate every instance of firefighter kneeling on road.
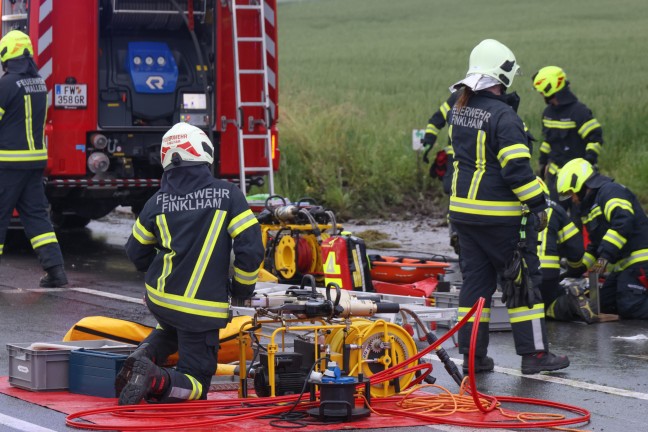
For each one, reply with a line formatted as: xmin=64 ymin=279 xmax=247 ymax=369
xmin=0 ymin=30 xmax=68 ymax=287
xmin=448 ymin=39 xmax=569 ymax=375
xmin=556 ymin=158 xmax=648 ymax=319
xmin=116 ymin=122 xmax=265 ymax=405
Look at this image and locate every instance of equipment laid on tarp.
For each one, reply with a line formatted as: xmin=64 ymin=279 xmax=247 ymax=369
xmin=369 ymin=255 xmax=450 ymax=284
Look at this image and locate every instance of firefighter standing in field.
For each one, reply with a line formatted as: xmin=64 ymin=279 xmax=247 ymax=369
xmin=556 ymin=158 xmax=648 ymax=319
xmin=532 ymin=66 xmax=603 ymax=206
xmin=116 ymin=122 xmax=265 ymax=405
xmin=0 ymin=30 xmax=68 ymax=287
xmin=448 ymin=39 xmax=569 ymax=374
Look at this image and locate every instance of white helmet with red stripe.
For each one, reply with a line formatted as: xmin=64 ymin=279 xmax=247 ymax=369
xmin=160 ymin=122 xmax=213 ymax=170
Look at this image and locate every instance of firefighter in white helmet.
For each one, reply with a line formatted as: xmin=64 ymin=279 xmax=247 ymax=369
xmin=447 ymin=39 xmax=569 ymax=374
xmin=0 ymin=30 xmax=68 ymax=287
xmin=117 ymin=122 xmax=264 ymax=405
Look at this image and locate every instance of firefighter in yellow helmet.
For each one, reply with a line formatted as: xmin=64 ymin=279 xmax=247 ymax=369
xmin=556 ymin=158 xmax=648 ymax=319
xmin=0 ymin=30 xmax=68 ymax=287
xmin=532 ymin=66 xmax=603 ymax=206
xmin=448 ymin=39 xmax=569 ymax=375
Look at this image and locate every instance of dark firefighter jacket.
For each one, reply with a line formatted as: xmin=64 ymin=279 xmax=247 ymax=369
xmin=538 ymin=200 xmax=584 ymax=276
xmin=448 ymin=90 xmax=546 ymax=226
xmin=125 ymin=165 xmax=264 ymax=332
xmin=424 ymin=91 xmax=460 ymax=151
xmin=0 ymin=57 xmax=48 ymax=169
xmin=538 ymin=87 xmax=603 ymax=174
xmin=580 ymin=176 xmax=648 ymax=272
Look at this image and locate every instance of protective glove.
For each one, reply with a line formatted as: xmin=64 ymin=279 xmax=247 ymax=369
xmin=429 ymin=149 xmax=448 ymax=179
xmin=421 ymin=133 xmax=437 ymax=163
xmin=533 ymin=209 xmax=548 ymax=232
xmin=231 ymin=296 xmax=252 ymax=307
xmin=590 ymin=257 xmax=608 ymax=275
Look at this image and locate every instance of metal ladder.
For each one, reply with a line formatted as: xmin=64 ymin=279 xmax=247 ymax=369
xmin=230 ymin=0 xmax=275 ymax=195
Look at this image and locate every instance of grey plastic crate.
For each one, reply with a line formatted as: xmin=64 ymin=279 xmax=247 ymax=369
xmin=432 ymin=290 xmax=511 ymax=331
xmin=7 ymin=340 xmax=137 ymax=391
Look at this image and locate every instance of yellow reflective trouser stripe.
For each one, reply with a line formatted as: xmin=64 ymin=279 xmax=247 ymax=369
xmin=567 ymin=259 xmax=582 ymax=268
xmin=156 ymin=214 xmax=174 ymax=293
xmin=0 ymin=149 xmax=48 ymax=162
xmin=497 ymin=143 xmax=530 ymax=168
xmin=508 ymin=303 xmax=545 ymax=323
xmin=24 ymin=95 xmax=35 ymax=151
xmin=558 ymin=222 xmax=578 ymax=243
xmin=582 ymin=206 xmax=602 ymax=225
xmin=132 ymin=218 xmax=156 ymax=244
xmin=513 ymin=178 xmax=543 ymax=202
xmin=450 ymin=196 xmax=523 ymax=216
xmin=234 ymin=266 xmax=259 ymax=285
xmin=0 ymin=106 xmax=5 ymax=120
xmin=425 ymin=123 xmax=439 ymax=135
xmin=185 ymin=210 xmax=226 ymax=298
xmin=146 ymin=284 xmax=230 ymax=318
xmin=547 ymin=162 xmax=559 ymax=175
xmin=543 ymin=119 xmax=576 ymax=129
xmin=467 ymin=130 xmax=486 ymax=200
xmin=539 ymin=141 xmax=551 ymax=154
xmin=540 ymin=255 xmax=560 ymax=269
xmin=586 ymin=142 xmax=602 ymax=155
xmin=0 ymin=244 xmax=4 ymax=255
xmin=185 ymin=374 xmax=202 ymax=400
xmin=31 ymin=232 xmax=58 ymax=249
xmin=578 ymin=118 xmax=601 ymax=138
xmin=228 ymin=209 xmax=258 ymax=238
xmin=616 ymin=249 xmax=648 ymax=271
xmin=440 ymin=102 xmax=451 ymax=119
xmin=604 ymin=198 xmax=634 ymax=220
xmin=582 ymin=252 xmax=596 ymax=269
xmin=458 ymin=307 xmax=490 ymax=323
xmin=602 ymin=229 xmax=627 ymax=250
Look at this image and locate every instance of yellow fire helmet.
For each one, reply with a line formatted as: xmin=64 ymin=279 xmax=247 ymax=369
xmin=532 ymin=66 xmax=567 ymax=97
xmin=0 ymin=30 xmax=34 ymax=63
xmin=555 ymin=158 xmax=594 ymax=201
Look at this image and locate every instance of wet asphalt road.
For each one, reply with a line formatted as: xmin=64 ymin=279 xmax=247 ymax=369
xmin=0 ymin=212 xmax=647 ymax=431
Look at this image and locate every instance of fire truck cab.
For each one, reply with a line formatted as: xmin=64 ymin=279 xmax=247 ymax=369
xmin=1 ymin=0 xmax=279 ymax=227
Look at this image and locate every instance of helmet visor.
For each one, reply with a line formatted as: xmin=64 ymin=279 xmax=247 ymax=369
xmin=558 ymin=190 xmax=574 ymax=201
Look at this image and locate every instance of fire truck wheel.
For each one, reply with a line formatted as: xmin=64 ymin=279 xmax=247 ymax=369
xmin=51 ymin=212 xmax=91 ymax=229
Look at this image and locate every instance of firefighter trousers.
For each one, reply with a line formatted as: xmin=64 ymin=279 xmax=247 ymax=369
xmin=454 ymin=222 xmax=548 ymax=357
xmin=142 ymin=318 xmax=220 ymax=402
xmin=600 ymin=264 xmax=648 ymax=319
xmin=0 ymin=169 xmax=63 ymax=269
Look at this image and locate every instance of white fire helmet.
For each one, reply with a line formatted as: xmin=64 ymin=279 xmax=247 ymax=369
xmin=466 ymin=39 xmax=520 ymax=88
xmin=160 ymin=122 xmax=214 ymax=170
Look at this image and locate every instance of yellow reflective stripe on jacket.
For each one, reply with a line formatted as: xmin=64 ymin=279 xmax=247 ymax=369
xmin=24 ymin=95 xmax=35 ymax=151
xmin=602 ymin=229 xmax=627 ymax=250
xmin=440 ymin=102 xmax=451 ymax=119
xmin=450 ymin=196 xmax=523 ymax=217
xmin=458 ymin=307 xmax=490 ymax=323
xmin=615 ymin=249 xmax=648 ymax=271
xmin=0 ymin=149 xmax=48 ymax=161
xmin=537 ymin=207 xmax=551 ymax=257
xmin=185 ymin=210 xmax=226 ymax=299
xmin=497 ymin=143 xmax=530 ymax=169
xmin=543 ymin=119 xmax=576 ymax=129
xmin=425 ymin=123 xmax=439 ymax=136
xmin=30 ymin=232 xmax=58 ymax=249
xmin=228 ymin=209 xmax=257 ymax=238
xmin=539 ymin=141 xmax=551 ymax=154
xmin=132 ymin=219 xmax=156 ymax=245
xmin=582 ymin=252 xmax=596 ymax=269
xmin=566 ymin=259 xmax=582 ymax=268
xmin=0 ymin=106 xmax=5 ymax=121
xmin=512 ymin=178 xmax=543 ymax=202
xmin=604 ymin=198 xmax=634 ymax=221
xmin=578 ymin=118 xmax=601 ymax=138
xmin=582 ymin=206 xmax=602 ymax=225
xmin=234 ymin=266 xmax=259 ymax=285
xmin=0 ymin=244 xmax=4 ymax=255
xmin=586 ymin=142 xmax=602 ymax=155
xmin=508 ymin=303 xmax=545 ymax=323
xmin=467 ymin=130 xmax=486 ymax=200
xmin=444 ymin=144 xmax=454 ymax=155
xmin=146 ymin=283 xmax=230 ymax=318
xmin=540 ymin=255 xmax=560 ymax=269
xmin=155 ymin=214 xmax=174 ymax=293
xmin=547 ymin=162 xmax=559 ymax=175
xmin=558 ymin=222 xmax=578 ymax=243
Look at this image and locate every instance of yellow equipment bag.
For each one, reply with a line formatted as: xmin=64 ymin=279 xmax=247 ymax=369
xmin=63 ymin=315 xmax=257 ymax=364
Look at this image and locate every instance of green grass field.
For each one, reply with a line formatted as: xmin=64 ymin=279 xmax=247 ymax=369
xmin=274 ymin=0 xmax=648 ymax=218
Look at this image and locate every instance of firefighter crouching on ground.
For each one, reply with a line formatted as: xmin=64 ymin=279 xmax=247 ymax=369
xmin=535 ymin=177 xmax=596 ymax=323
xmin=556 ymin=158 xmax=648 ymax=319
xmin=532 ymin=66 xmax=603 ymax=207
xmin=448 ymin=39 xmax=569 ymax=375
xmin=116 ymin=122 xmax=265 ymax=405
xmin=0 ymin=30 xmax=68 ymax=287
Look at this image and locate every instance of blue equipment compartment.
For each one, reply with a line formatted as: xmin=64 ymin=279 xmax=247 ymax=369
xmin=127 ymin=41 xmax=178 ymax=94
xmin=68 ymin=349 xmax=128 ymax=398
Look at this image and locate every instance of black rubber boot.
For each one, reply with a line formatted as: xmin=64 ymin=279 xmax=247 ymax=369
xmin=462 ymin=355 xmax=494 ymax=374
xmin=521 ymin=352 xmax=570 ymax=375
xmin=118 ymin=357 xmax=168 ymax=405
xmin=39 ymin=265 xmax=68 ymax=287
xmin=115 ymin=343 xmax=154 ymax=396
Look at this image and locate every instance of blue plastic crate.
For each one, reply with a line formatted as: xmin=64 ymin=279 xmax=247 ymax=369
xmin=68 ymin=349 xmax=128 ymax=398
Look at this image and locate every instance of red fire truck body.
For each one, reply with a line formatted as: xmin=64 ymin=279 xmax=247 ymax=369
xmin=1 ymin=0 xmax=279 ymax=226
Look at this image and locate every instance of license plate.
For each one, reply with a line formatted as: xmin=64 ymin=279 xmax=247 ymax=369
xmin=54 ymin=84 xmax=87 ymax=108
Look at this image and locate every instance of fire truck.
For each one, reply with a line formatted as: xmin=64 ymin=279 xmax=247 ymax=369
xmin=1 ymin=0 xmax=279 ymax=227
